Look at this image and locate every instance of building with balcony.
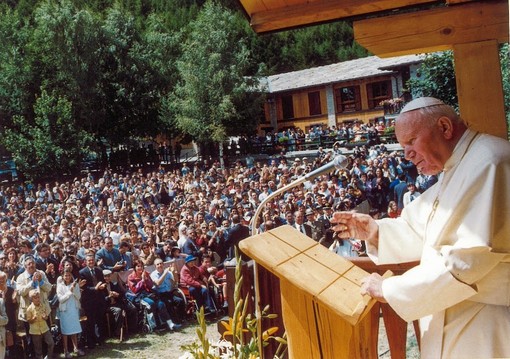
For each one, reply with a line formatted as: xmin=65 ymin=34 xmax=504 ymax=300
xmin=260 ymin=54 xmax=423 ymax=134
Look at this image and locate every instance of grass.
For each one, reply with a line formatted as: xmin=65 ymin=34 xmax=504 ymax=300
xmin=80 ymin=318 xmax=222 ymax=359
xmin=78 ymin=316 xmax=419 ymax=359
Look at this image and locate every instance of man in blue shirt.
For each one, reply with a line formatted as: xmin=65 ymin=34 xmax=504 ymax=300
xmin=95 ymin=237 xmax=124 ymax=272
xmin=150 ymin=258 xmax=185 ymax=325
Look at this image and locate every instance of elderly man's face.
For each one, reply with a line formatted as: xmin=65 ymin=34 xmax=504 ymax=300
xmin=396 ymin=111 xmax=451 ymax=175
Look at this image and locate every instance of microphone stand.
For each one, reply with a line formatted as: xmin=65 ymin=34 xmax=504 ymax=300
xmin=249 ymin=174 xmax=316 ymax=357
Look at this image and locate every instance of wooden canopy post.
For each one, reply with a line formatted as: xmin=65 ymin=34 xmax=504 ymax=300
xmin=453 ymin=40 xmax=507 ymax=137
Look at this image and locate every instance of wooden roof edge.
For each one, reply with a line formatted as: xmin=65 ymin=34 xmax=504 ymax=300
xmin=238 ymin=0 xmax=447 ymax=34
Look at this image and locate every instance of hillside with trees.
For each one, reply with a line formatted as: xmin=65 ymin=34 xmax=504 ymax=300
xmin=0 ymin=0 xmax=369 ymax=180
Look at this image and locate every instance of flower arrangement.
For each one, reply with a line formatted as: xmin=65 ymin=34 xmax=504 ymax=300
xmin=180 ymin=252 xmax=287 ymax=359
xmin=379 ymin=98 xmax=405 ymax=114
xmin=379 ymin=97 xmax=404 ymax=107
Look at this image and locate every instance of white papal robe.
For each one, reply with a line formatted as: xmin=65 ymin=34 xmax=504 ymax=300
xmin=367 ymin=129 xmax=510 ymax=359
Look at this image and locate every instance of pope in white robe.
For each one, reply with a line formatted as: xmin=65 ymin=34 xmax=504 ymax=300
xmin=333 ymin=97 xmax=510 ymax=359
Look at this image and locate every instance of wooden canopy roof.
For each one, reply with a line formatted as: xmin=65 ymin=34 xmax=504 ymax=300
xmin=238 ymin=0 xmax=443 ymax=34
xmin=238 ymin=0 xmax=509 ymax=138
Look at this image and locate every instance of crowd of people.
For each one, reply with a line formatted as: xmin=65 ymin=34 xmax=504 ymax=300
xmin=104 ymin=120 xmax=392 ymax=171
xmin=0 ymin=131 xmax=439 ymax=358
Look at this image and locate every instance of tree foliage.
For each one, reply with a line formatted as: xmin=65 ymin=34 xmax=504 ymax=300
xmin=0 ymin=0 xmax=368 ymax=179
xmin=407 ymin=51 xmax=458 ymax=109
xmin=500 ymin=43 xmax=510 ymax=127
xmin=249 ymin=22 xmax=368 ymax=74
xmin=408 ymin=47 xmax=510 ymax=131
xmin=3 ymin=89 xmax=90 ymax=180
xmin=167 ymin=1 xmax=264 ymax=143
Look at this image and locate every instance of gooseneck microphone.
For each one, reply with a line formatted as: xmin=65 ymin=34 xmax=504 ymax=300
xmin=304 ymin=154 xmax=349 ymax=181
xmin=251 ymin=154 xmax=349 ymax=231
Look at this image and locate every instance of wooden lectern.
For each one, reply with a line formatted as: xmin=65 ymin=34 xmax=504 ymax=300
xmin=240 ymin=225 xmax=390 ymax=358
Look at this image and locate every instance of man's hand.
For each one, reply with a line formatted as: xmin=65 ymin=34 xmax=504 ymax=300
xmin=360 ymin=273 xmax=387 ymax=303
xmin=46 ymin=263 xmax=55 ymax=275
xmin=331 ymin=211 xmax=379 ymax=248
xmin=96 ymin=281 xmax=106 ymax=290
xmin=33 ymin=272 xmax=42 ymax=282
xmin=113 ymin=263 xmax=124 ymax=271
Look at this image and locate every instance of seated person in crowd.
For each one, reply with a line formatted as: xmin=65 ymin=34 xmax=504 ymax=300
xmin=127 ymin=259 xmax=178 ymax=331
xmin=150 ymin=259 xmax=185 ymax=325
xmin=199 ymin=255 xmax=227 ymax=309
xmin=138 ymin=242 xmax=157 ymax=266
xmin=180 ymin=255 xmax=214 ymax=313
xmin=156 ymin=240 xmax=175 ymax=262
xmin=102 ymin=269 xmax=139 ymax=337
xmin=95 ymin=237 xmax=124 ymax=272
xmin=0 ymin=271 xmax=16 ymax=358
xmin=118 ymin=241 xmax=134 ymax=270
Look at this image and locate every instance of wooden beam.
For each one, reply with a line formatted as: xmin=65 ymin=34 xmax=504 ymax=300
xmin=353 ymin=0 xmax=509 ymax=57
xmin=446 ymin=0 xmax=479 ymax=3
xmin=454 ymin=40 xmax=507 ymax=138
xmin=248 ymin=0 xmax=438 ymax=34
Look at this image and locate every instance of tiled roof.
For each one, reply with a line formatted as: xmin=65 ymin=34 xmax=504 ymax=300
xmin=263 ymin=54 xmax=423 ymax=93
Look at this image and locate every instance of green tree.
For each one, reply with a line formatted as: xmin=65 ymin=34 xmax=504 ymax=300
xmin=0 ymin=5 xmax=34 ymax=123
xmin=407 ymin=51 xmax=458 ymax=109
xmin=500 ymin=43 xmax=510 ymax=129
xmin=95 ymin=7 xmax=178 ymax=144
xmin=408 ymin=47 xmax=510 ymax=132
xmin=3 ymin=89 xmax=90 ymax=180
xmin=29 ymin=0 xmax=103 ymax=138
xmin=249 ymin=22 xmax=368 ymax=74
xmin=167 ymin=1 xmax=264 ymax=159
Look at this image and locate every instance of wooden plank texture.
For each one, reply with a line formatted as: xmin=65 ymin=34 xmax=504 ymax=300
xmin=454 ymin=40 xmax=507 ymax=138
xmin=277 ymin=252 xmax=340 ymax=296
xmin=239 ymin=225 xmax=377 ymax=325
xmin=238 ymin=230 xmax=300 ymax=270
xmin=280 ymin=279 xmax=322 ymax=359
xmin=240 ymin=0 xmax=438 ymax=33
xmin=353 ymin=0 xmax=509 ymax=57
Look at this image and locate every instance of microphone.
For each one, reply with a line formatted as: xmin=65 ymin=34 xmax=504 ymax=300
xmin=304 ymin=155 xmax=349 ymax=181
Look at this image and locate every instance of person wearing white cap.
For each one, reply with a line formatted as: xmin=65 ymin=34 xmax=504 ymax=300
xmin=332 ymin=97 xmax=510 ymax=359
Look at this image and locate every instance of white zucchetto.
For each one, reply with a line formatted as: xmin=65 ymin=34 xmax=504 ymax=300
xmin=400 ymin=97 xmax=445 ymax=113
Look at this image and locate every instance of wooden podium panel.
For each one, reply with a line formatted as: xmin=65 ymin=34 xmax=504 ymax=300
xmin=240 ymin=225 xmax=383 ymax=358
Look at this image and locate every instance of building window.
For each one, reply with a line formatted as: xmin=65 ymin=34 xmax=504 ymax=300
xmin=281 ymin=95 xmax=294 ymax=120
xmin=335 ymin=86 xmax=361 ymax=112
xmin=367 ymin=80 xmax=392 ymax=109
xmin=308 ymin=91 xmax=322 ymax=116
